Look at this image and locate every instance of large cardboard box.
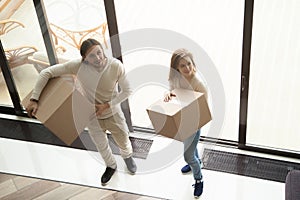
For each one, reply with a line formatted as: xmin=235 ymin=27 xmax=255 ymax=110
xmin=22 ymin=77 xmax=94 ymax=145
xmin=146 ymin=88 xmax=212 ymax=141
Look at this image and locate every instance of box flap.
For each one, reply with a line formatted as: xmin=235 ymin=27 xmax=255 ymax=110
xmin=146 ymin=88 xmax=204 ymax=116
xmin=147 ymin=99 xmax=182 ymax=116
xmin=172 ymin=88 xmax=203 ymax=104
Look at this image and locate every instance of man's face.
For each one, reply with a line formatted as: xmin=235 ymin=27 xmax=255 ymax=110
xmin=84 ymin=45 xmax=105 ymax=68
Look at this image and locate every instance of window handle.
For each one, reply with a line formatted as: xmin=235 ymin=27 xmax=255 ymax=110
xmin=241 ymin=75 xmax=247 ymax=92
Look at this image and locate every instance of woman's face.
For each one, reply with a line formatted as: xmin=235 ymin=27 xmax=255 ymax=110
xmin=84 ymin=45 xmax=106 ymax=68
xmin=177 ymin=56 xmax=195 ymax=79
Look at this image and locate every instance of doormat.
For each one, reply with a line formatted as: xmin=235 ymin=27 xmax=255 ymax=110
xmin=202 ymin=148 xmax=300 ymax=183
xmin=108 ymin=134 xmax=153 ymax=159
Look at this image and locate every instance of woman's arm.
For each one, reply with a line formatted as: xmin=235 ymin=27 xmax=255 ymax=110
xmin=164 ymin=79 xmax=177 ymax=102
xmin=195 ymin=81 xmax=208 ymax=101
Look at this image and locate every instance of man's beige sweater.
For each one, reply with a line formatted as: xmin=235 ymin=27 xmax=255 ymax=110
xmin=31 ymin=57 xmax=132 ymax=119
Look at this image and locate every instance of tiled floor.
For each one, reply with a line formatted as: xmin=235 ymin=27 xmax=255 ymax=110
xmin=0 ymin=114 xmax=298 ymax=200
xmin=0 ymin=173 xmax=162 ymax=200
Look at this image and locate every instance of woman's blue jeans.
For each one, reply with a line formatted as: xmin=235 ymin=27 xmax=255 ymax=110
xmin=183 ymin=129 xmax=202 ymax=180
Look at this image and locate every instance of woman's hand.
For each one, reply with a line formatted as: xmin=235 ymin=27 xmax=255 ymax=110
xmin=95 ymin=103 xmax=110 ymax=116
xmin=26 ymin=100 xmax=39 ymax=118
xmin=164 ymin=92 xmax=176 ymax=102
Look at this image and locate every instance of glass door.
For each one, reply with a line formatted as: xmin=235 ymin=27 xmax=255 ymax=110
xmin=246 ymin=0 xmax=300 ymax=153
xmin=0 ymin=0 xmax=109 ymax=116
xmin=114 ymin=0 xmax=245 ymax=142
xmin=0 ymin=0 xmax=47 ymax=114
xmin=43 ymin=0 xmax=108 ymax=60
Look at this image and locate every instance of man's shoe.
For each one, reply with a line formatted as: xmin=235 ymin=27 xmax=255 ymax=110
xmin=193 ymin=179 xmax=203 ymax=198
xmin=124 ymin=157 xmax=137 ymax=174
xmin=181 ymin=164 xmax=191 ymax=173
xmin=101 ymin=167 xmax=116 ymax=185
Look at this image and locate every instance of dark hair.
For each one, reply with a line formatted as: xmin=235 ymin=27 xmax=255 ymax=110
xmin=80 ymin=38 xmax=104 ymax=61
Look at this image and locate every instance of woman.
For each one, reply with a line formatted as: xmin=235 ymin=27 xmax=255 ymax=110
xmin=26 ymin=38 xmax=137 ymax=185
xmin=164 ymin=48 xmax=208 ymax=198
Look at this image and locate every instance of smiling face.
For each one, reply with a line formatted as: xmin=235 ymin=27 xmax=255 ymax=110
xmin=177 ymin=56 xmax=195 ymax=79
xmin=169 ymin=48 xmax=197 ymax=81
xmin=84 ymin=45 xmax=106 ymax=68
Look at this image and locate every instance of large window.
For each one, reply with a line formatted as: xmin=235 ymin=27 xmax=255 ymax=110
xmin=0 ymin=0 xmax=108 ymax=112
xmin=0 ymin=0 xmax=46 ymax=108
xmin=115 ymin=0 xmax=244 ymax=141
xmin=1 ymin=0 xmax=298 ymax=157
xmin=246 ymin=0 xmax=300 ymax=152
xmin=43 ymin=0 xmax=108 ymax=60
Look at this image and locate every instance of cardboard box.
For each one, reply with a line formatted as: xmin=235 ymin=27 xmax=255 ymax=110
xmin=146 ymin=88 xmax=212 ymax=141
xmin=22 ymin=76 xmax=94 ymax=145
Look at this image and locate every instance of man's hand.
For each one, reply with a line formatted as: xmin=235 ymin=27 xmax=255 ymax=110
xmin=95 ymin=103 xmax=110 ymax=116
xmin=26 ymin=101 xmax=38 ymax=118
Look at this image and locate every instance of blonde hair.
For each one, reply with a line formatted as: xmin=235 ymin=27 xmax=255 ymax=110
xmin=169 ymin=48 xmax=196 ymax=80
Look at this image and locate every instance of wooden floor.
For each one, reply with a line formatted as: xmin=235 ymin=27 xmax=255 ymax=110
xmin=0 ymin=173 xmax=163 ymax=200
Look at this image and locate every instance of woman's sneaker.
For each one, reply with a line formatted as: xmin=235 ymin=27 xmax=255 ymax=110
xmin=181 ymin=164 xmax=191 ymax=173
xmin=193 ymin=179 xmax=203 ymax=198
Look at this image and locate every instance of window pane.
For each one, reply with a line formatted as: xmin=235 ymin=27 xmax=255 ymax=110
xmin=0 ymin=0 xmax=47 ymax=107
xmin=43 ymin=0 xmax=108 ymax=59
xmin=247 ymin=0 xmax=300 ymax=152
xmin=115 ymin=0 xmax=244 ymax=141
xmin=0 ymin=73 xmax=12 ymax=106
